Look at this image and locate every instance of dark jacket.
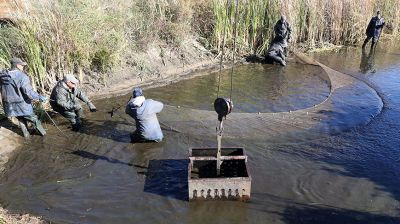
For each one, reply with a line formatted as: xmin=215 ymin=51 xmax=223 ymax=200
xmin=267 ymin=42 xmax=285 ymax=59
xmin=366 ymin=16 xmax=385 ymax=38
xmin=125 ymin=98 xmax=164 ymax=141
xmin=0 ymin=69 xmax=42 ymax=117
xmin=50 ymin=80 xmax=90 ymax=112
xmin=274 ymin=19 xmax=292 ymax=46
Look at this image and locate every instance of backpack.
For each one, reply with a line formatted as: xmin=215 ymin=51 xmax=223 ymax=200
xmin=0 ymin=69 xmax=24 ymax=103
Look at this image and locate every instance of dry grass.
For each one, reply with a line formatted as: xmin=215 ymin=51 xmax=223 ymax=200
xmin=0 ymin=0 xmax=196 ymax=93
xmin=0 ymin=0 xmax=399 ymax=93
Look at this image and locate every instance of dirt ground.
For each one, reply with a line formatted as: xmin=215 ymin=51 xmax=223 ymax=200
xmin=0 ymin=207 xmax=44 ymax=224
xmin=85 ymin=38 xmax=224 ymax=99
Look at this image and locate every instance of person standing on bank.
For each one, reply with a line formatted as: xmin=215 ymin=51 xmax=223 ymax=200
xmin=362 ymin=11 xmax=385 ymax=49
xmin=0 ymin=57 xmax=48 ymax=138
xmin=50 ymin=74 xmax=96 ymax=131
xmin=274 ymin=15 xmax=292 ymax=57
xmin=125 ymin=87 xmax=164 ymax=143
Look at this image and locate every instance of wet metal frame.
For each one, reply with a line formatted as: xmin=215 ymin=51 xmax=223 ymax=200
xmin=188 ymin=147 xmax=252 ymax=201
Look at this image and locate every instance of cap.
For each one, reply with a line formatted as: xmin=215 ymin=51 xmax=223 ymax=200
xmin=10 ymin=57 xmax=27 ymax=66
xmin=63 ymin=74 xmax=79 ymax=84
xmin=132 ymin=87 xmax=143 ymax=98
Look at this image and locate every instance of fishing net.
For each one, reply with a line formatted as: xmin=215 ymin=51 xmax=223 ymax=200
xmin=159 ymin=52 xmax=383 ymax=143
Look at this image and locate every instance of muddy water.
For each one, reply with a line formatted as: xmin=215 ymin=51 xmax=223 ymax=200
xmin=146 ymin=63 xmax=329 ymax=112
xmin=0 ymin=42 xmax=400 ymax=224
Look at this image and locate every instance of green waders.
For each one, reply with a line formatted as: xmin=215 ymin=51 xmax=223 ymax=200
xmin=59 ymin=107 xmax=84 ymax=131
xmin=17 ymin=114 xmax=46 ymax=138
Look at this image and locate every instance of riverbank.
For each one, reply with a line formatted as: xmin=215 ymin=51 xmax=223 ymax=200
xmin=88 ymin=38 xmax=221 ymax=99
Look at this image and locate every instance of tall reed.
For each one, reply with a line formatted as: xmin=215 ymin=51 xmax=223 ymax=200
xmin=211 ymin=0 xmax=400 ymax=55
xmin=1 ymin=0 xmax=399 ymax=93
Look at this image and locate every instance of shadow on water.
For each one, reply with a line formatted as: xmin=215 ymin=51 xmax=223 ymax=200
xmin=244 ymin=54 xmax=267 ymax=64
xmin=144 ymin=159 xmax=189 ymax=201
xmin=71 ymin=150 xmax=134 ymax=167
xmin=0 ymin=118 xmax=24 ymax=137
xmin=0 ymin=116 xmax=49 ymax=138
xmin=244 ymin=54 xmax=277 ymax=65
xmin=75 ymin=117 xmax=133 ymax=143
xmin=282 ymin=204 xmax=400 ymax=224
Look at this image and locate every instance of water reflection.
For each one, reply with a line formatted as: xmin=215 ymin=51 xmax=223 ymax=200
xmin=360 ymin=47 xmax=377 ymax=74
xmin=146 ymin=63 xmax=329 ymax=113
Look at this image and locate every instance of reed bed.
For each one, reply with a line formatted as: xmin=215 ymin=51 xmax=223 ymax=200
xmin=0 ymin=0 xmax=399 ymax=93
xmin=211 ymin=0 xmax=400 ymax=55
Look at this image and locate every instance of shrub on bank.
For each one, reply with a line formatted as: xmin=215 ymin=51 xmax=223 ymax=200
xmin=0 ymin=0 xmax=195 ymax=92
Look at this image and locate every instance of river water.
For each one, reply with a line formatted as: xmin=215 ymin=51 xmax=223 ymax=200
xmin=0 ymin=41 xmax=399 ymax=224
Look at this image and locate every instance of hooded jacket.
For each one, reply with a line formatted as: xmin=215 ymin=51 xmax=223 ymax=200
xmin=0 ymin=69 xmax=42 ymax=117
xmin=125 ymin=98 xmax=163 ymax=141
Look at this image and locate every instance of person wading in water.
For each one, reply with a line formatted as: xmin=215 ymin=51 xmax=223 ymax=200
xmin=0 ymin=57 xmax=48 ymax=138
xmin=362 ymin=11 xmax=385 ymax=49
xmin=125 ymin=87 xmax=164 ymax=143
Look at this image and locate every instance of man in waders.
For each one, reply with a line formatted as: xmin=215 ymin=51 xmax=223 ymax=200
xmin=362 ymin=11 xmax=385 ymax=49
xmin=0 ymin=57 xmax=48 ymax=138
xmin=50 ymin=74 xmax=96 ymax=131
xmin=273 ymin=15 xmax=292 ymax=57
xmin=125 ymin=87 xmax=164 ymax=143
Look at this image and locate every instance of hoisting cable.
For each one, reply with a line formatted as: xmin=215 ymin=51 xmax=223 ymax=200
xmin=214 ymin=0 xmax=240 ymax=176
xmin=217 ymin=0 xmax=230 ymax=98
xmin=229 ymin=0 xmax=239 ymax=100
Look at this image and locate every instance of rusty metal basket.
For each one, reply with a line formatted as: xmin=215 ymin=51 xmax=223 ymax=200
xmin=188 ymin=147 xmax=252 ymax=201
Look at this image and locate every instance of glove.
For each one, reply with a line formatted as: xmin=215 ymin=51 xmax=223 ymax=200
xmin=88 ymin=102 xmax=97 ymax=112
xmin=39 ymin=96 xmax=48 ymax=103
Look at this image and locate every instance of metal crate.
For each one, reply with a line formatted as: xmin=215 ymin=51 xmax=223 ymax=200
xmin=188 ymin=147 xmax=252 ymax=201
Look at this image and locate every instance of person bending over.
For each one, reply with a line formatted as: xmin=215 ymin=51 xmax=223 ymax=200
xmin=50 ymin=74 xmax=96 ymax=131
xmin=125 ymin=87 xmax=163 ymax=143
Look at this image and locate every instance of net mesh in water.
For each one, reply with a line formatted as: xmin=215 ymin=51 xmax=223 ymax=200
xmin=159 ymin=52 xmax=383 ymax=143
